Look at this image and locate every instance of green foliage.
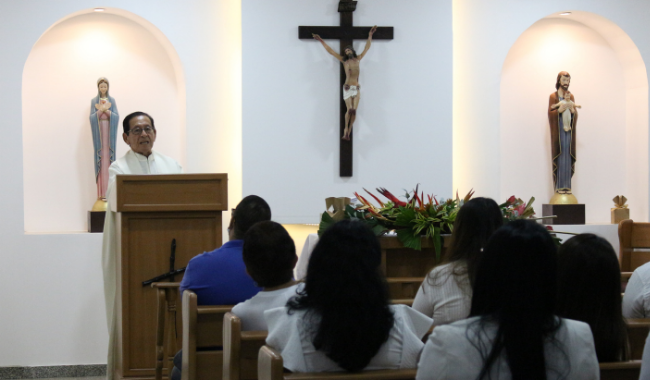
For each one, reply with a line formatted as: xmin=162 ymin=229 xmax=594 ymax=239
xmin=317 ymin=188 xmax=545 ymax=259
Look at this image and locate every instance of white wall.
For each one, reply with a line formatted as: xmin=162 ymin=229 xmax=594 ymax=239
xmin=23 ymin=12 xmax=184 ymax=233
xmin=242 ymin=0 xmax=453 ymax=224
xmin=454 ymin=1 xmax=650 ymax=223
xmin=0 ymin=0 xmax=241 ymax=366
xmin=500 ymin=17 xmax=638 ymax=223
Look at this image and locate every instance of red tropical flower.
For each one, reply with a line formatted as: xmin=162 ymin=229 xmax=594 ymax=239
xmin=376 ymin=188 xmax=407 ymax=207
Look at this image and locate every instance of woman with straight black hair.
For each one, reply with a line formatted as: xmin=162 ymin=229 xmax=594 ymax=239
xmin=413 ymin=197 xmax=503 ymax=324
xmin=556 ymin=233 xmax=629 ymax=362
xmin=265 ymin=220 xmax=432 ymax=373
xmin=416 ymin=220 xmax=599 ymax=380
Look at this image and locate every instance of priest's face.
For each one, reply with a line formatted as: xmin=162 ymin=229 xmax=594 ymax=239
xmin=123 ymin=115 xmax=156 ymax=157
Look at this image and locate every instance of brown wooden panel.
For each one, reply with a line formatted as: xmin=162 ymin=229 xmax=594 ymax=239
xmin=626 ymin=320 xmax=650 ymax=360
xmin=599 ymin=361 xmax=642 ymax=380
xmin=117 ymin=174 xmax=228 ymax=212
xmin=197 ymin=310 xmax=230 ymax=348
xmin=631 ymin=224 xmax=650 ymax=247
xmin=121 ymin=212 xmax=222 ymax=377
xmin=386 ymin=278 xmax=424 ymax=299
xmin=196 ymin=352 xmax=223 ymax=380
xmin=630 ymin=250 xmax=650 ymax=272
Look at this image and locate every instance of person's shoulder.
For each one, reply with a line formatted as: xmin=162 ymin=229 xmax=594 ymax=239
xmin=428 ymin=262 xmax=459 ymax=276
xmin=560 ymin=317 xmax=591 ymax=335
xmin=110 ymin=151 xmax=131 ymax=171
xmin=632 ymin=262 xmax=650 ymax=282
xmin=264 ymin=305 xmax=297 ymax=329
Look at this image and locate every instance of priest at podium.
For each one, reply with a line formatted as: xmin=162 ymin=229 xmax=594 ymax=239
xmin=101 ymin=111 xmax=182 ymax=380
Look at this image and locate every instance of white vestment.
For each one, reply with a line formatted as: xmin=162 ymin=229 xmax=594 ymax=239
xmin=102 ymin=149 xmax=182 ymax=380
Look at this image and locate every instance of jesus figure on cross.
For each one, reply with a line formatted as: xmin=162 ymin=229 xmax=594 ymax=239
xmin=313 ymin=25 xmax=377 ymax=140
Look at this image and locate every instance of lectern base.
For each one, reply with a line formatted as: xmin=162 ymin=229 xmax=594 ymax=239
xmin=542 ymin=204 xmax=585 ymax=225
xmin=88 ymin=211 xmax=106 ymax=233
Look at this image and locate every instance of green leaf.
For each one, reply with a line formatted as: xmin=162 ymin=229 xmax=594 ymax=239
xmin=397 ymin=228 xmax=422 ymax=250
xmin=433 ymin=226 xmax=442 ymax=261
xmin=395 ymin=207 xmax=417 ymax=227
xmin=317 ymin=212 xmax=335 ymax=237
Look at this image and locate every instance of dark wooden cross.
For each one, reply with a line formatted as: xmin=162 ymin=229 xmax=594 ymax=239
xmin=299 ymin=0 xmax=393 ymax=177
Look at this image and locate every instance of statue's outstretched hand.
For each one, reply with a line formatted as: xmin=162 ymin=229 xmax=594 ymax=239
xmin=369 ymin=25 xmax=377 ymax=36
xmin=312 ymin=33 xmax=323 ymax=42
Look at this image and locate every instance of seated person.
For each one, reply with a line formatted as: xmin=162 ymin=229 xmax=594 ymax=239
xmin=416 ymin=220 xmax=599 ymax=380
xmin=264 ymin=220 xmax=433 ymax=373
xmin=623 ymin=261 xmax=650 ymax=318
xmin=172 ymin=195 xmax=272 ymax=380
xmin=413 ymin=197 xmax=503 ymax=324
xmin=233 ymin=221 xmax=299 ymax=331
xmin=179 ymin=195 xmax=271 ymax=305
xmin=556 ymin=234 xmax=629 ymax=362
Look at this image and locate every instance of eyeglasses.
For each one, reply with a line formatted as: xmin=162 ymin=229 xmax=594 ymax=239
xmin=130 ymin=127 xmax=155 ymax=135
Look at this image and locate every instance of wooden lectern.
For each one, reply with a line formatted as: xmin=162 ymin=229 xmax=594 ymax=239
xmin=112 ymin=174 xmax=228 ymax=380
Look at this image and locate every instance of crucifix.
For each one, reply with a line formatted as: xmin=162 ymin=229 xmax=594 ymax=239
xmin=299 ymin=0 xmax=393 ymax=177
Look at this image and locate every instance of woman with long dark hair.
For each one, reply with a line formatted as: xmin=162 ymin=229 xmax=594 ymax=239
xmin=265 ymin=220 xmax=432 ymax=372
xmin=413 ymin=197 xmax=503 ymax=324
xmin=556 ymin=234 xmax=629 ymax=362
xmin=416 ymin=220 xmax=599 ymax=380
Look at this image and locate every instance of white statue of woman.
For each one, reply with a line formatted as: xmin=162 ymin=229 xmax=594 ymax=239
xmin=90 ymin=77 xmax=119 ymax=207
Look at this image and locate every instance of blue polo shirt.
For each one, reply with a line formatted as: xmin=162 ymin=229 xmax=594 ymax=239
xmin=180 ymin=240 xmax=261 ymax=305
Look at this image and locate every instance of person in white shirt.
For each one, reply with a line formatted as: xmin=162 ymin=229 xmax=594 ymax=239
xmin=232 ymin=221 xmax=299 ymax=331
xmin=416 ymin=220 xmax=599 ymax=380
xmin=412 ymin=197 xmax=503 ymax=324
xmin=623 ymin=262 xmax=650 ymax=318
xmin=265 ymin=220 xmax=433 ymax=373
xmin=101 ymin=112 xmax=182 ymax=380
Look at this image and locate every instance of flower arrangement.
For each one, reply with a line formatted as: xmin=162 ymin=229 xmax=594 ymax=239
xmin=318 ymin=186 xmax=543 ymax=260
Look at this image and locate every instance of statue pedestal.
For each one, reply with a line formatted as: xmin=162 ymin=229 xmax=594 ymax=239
xmin=542 ymin=204 xmax=585 ymax=225
xmin=88 ymin=211 xmax=106 ymax=233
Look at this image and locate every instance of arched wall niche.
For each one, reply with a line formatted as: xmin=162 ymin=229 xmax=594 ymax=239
xmin=499 ymin=11 xmax=648 ymax=223
xmin=22 ymin=8 xmax=187 ymax=233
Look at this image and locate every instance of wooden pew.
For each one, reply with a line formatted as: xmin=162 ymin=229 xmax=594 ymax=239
xmin=181 ymin=290 xmax=233 ymax=380
xmin=257 ymin=345 xmax=416 ymax=380
xmin=619 ymin=219 xmax=650 ymax=271
xmin=380 ymin=236 xmax=448 ymax=300
xmin=223 ymin=312 xmax=268 ymax=380
xmin=627 ymin=318 xmax=650 ymax=360
xmin=600 ymin=360 xmax=642 ymax=380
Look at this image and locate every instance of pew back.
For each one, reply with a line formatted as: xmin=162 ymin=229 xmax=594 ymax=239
xmin=257 ymin=345 xmax=416 ymax=380
xmin=600 ymin=360 xmax=642 ymax=380
xmin=619 ymin=219 xmax=650 ymax=271
xmin=181 ymin=290 xmax=233 ymax=380
xmin=223 ymin=312 xmax=268 ymax=380
xmin=626 ymin=319 xmax=650 ymax=360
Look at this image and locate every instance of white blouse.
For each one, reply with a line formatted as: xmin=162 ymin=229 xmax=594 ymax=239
xmin=416 ymin=316 xmax=599 ymax=380
xmin=231 ymin=284 xmax=300 ymax=331
xmin=264 ymin=304 xmax=433 ymax=373
xmin=412 ymin=262 xmax=472 ymax=325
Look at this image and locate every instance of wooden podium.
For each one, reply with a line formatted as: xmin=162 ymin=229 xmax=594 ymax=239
xmin=113 ymin=174 xmax=228 ymax=380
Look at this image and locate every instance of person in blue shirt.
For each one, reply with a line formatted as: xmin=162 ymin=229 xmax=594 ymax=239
xmin=172 ymin=195 xmax=272 ymax=380
xmin=179 ymin=194 xmax=271 ymax=305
